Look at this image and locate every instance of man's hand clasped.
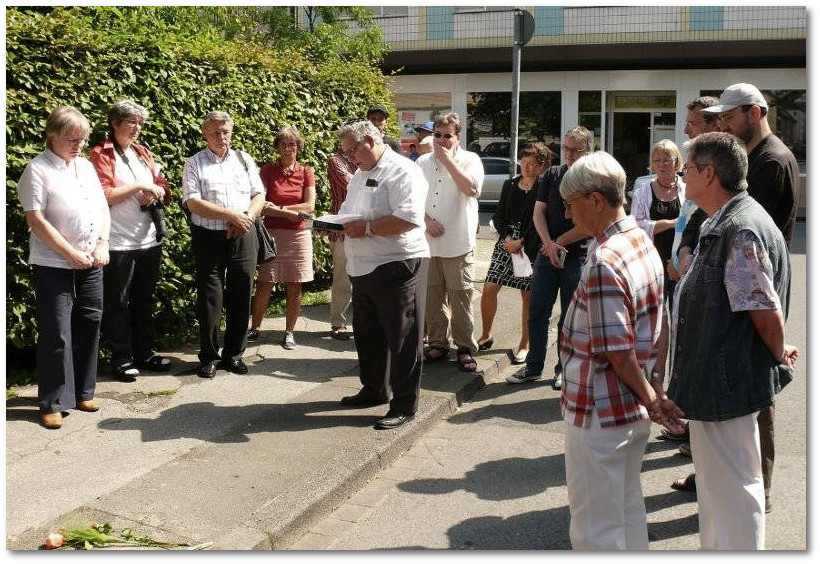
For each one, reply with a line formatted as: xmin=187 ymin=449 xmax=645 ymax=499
xmin=425 ymin=216 xmax=445 ymax=238
xmin=541 ymin=239 xmax=567 ymax=268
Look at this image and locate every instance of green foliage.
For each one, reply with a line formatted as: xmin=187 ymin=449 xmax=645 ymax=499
xmin=6 ymin=6 xmax=392 ymax=353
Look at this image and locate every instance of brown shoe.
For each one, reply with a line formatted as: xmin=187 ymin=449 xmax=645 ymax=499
xmin=40 ymin=412 xmax=63 ymax=429
xmin=76 ymin=399 xmax=101 ymax=412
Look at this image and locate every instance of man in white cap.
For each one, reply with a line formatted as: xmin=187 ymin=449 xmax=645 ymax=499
xmin=703 ymin=83 xmax=799 ymax=248
xmin=702 ymin=82 xmax=800 ymax=515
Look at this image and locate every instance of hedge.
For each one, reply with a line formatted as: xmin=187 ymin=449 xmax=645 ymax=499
xmin=5 ymin=7 xmax=395 ymax=353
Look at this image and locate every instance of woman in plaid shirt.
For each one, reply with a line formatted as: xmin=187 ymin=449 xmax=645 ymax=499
xmin=557 ymin=151 xmax=682 ymax=550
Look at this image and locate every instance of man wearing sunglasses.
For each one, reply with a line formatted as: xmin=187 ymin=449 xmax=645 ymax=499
xmin=415 ymin=112 xmax=484 ymax=373
xmin=701 ymin=83 xmax=800 ymax=515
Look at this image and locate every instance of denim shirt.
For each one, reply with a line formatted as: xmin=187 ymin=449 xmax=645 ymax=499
xmin=668 ymin=192 xmax=791 ymax=421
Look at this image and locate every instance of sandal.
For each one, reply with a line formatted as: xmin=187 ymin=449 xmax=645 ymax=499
xmin=671 ymin=473 xmax=697 ymax=492
xmin=134 ymin=355 xmax=171 ymax=372
xmin=331 ymin=326 xmax=352 ymax=340
xmin=456 ymin=347 xmax=477 ymax=372
xmin=424 ymin=347 xmax=448 ymax=363
xmin=477 ymin=337 xmax=494 ymax=351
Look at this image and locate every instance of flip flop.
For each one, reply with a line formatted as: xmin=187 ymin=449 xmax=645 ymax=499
xmin=456 ymin=348 xmax=477 ymax=372
xmin=424 ymin=347 xmax=448 ymax=363
xmin=671 ymin=473 xmax=697 ymax=492
xmin=477 ymin=337 xmax=494 ymax=351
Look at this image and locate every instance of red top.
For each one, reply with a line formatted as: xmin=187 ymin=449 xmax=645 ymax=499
xmin=259 ymin=161 xmax=315 ymax=230
xmin=89 ymin=137 xmax=171 ymax=205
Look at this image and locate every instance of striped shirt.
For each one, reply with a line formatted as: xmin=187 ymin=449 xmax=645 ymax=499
xmin=560 ymin=216 xmax=664 ymax=428
xmin=181 ymin=147 xmax=265 ymax=230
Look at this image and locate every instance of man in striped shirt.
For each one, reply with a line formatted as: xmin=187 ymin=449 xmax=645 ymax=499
xmin=181 ymin=111 xmax=266 ymax=379
xmin=557 ymin=151 xmax=681 ymax=550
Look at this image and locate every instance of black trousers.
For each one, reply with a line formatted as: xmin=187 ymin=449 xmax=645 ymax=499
xmin=33 ymin=265 xmax=103 ymax=414
xmin=351 ymin=258 xmax=429 ymax=414
xmin=192 ymin=225 xmax=258 ymax=365
xmin=102 ymin=245 xmax=162 ymax=368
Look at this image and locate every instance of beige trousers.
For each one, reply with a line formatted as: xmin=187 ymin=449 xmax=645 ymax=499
xmin=426 ymin=251 xmax=479 ymax=353
xmin=330 ymin=239 xmax=352 ymax=328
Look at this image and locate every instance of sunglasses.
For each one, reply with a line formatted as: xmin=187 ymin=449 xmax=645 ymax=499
xmin=433 ymin=132 xmax=455 ymax=139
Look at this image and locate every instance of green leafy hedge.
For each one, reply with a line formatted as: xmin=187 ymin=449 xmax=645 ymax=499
xmin=6 ymin=6 xmax=394 ymax=352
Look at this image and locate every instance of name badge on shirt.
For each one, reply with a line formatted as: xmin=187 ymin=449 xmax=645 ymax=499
xmin=365 ymin=179 xmax=378 ymax=187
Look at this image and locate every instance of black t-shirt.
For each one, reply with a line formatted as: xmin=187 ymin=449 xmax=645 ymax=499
xmin=747 ymin=134 xmax=799 ymax=248
xmin=535 ymin=164 xmax=588 ymax=257
xmin=649 ymin=187 xmax=681 ymax=263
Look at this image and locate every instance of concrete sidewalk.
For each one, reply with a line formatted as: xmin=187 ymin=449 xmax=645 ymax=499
xmin=6 ymin=236 xmax=533 ymax=550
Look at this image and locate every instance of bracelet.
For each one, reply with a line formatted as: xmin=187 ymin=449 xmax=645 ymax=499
xmin=650 ymin=371 xmax=663 ymax=382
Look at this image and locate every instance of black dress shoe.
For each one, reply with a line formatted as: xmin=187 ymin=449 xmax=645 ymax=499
xmin=374 ymin=410 xmax=415 ymax=430
xmin=340 ymin=392 xmax=388 ymax=408
xmin=220 ymin=359 xmax=248 ymax=375
xmin=198 ymin=363 xmax=217 ymax=379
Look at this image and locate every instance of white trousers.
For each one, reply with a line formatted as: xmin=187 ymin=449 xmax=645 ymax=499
xmin=564 ymin=410 xmax=651 ymax=550
xmin=690 ymin=413 xmax=765 ymax=550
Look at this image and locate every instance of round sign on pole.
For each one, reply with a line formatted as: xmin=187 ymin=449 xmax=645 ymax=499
xmin=514 ymin=9 xmax=535 ymax=46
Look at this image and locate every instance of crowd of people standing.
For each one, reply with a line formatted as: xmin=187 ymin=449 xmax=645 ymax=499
xmin=17 ymin=81 xmax=799 ymax=551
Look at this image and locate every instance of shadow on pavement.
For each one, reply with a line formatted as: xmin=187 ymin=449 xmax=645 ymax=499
xmin=446 ymin=508 xmax=572 ymax=550
xmin=97 ymin=400 xmax=389 ymax=443
xmin=397 ymin=454 xmax=566 ymax=500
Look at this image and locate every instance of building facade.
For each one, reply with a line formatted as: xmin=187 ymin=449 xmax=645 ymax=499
xmin=359 ymin=6 xmax=806 ymax=207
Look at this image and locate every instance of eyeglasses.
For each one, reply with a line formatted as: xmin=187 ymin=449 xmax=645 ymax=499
xmin=678 ymin=163 xmax=705 ymax=177
xmin=685 ymin=119 xmax=706 ymax=128
xmin=717 ymin=107 xmax=748 ymax=124
xmin=341 ymin=141 xmax=363 ymax=158
xmin=433 ymin=132 xmax=455 ymax=139
xmin=60 ymin=135 xmax=88 ymax=146
xmin=652 ymin=158 xmax=675 ymax=166
xmin=278 ymin=142 xmax=298 ymax=149
xmin=563 ymin=146 xmax=589 ymax=156
xmin=562 ymin=194 xmax=590 ymax=211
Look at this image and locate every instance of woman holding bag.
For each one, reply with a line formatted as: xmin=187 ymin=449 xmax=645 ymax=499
xmin=477 ymin=142 xmax=551 ymax=364
xmin=90 ymin=100 xmax=172 ymax=382
xmin=248 ymin=126 xmax=316 ymax=349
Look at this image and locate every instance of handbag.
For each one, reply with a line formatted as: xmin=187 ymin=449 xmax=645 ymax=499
xmin=255 ymin=219 xmax=277 ymax=264
xmin=511 ymin=250 xmax=533 ymax=278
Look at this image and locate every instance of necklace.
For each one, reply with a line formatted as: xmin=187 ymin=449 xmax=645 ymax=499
xmin=655 ymin=177 xmax=676 ymax=191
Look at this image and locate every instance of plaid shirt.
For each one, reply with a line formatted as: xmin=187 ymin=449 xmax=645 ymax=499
xmin=560 ymin=216 xmax=664 ymax=428
xmin=326 ymin=151 xmax=357 ymax=242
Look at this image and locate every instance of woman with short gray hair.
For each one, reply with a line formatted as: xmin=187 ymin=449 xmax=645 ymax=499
xmin=17 ymin=106 xmax=111 ymax=428
xmin=558 ymin=150 xmax=672 ymax=550
xmin=89 ymin=100 xmax=172 ymax=382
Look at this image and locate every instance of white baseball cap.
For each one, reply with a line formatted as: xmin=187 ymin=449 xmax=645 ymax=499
xmin=702 ymin=83 xmax=768 ymax=114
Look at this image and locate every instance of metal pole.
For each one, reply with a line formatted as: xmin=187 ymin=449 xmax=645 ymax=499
xmin=510 ymin=42 xmax=521 ymax=179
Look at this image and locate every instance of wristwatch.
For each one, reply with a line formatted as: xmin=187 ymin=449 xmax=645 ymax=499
xmin=365 ymin=219 xmax=374 ymax=238
xmin=650 ymin=371 xmax=663 ymax=383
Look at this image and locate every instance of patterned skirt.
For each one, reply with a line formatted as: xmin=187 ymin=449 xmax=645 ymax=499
xmin=257 ymin=227 xmax=314 ymax=284
xmin=484 ymin=225 xmax=532 ymax=291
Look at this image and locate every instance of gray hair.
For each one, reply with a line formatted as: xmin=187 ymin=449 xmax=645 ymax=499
xmin=201 ymin=111 xmax=233 ymax=129
xmin=45 ymin=106 xmax=90 ymax=149
xmin=564 ymin=126 xmax=594 ymax=153
xmin=337 ymin=120 xmax=382 ymax=144
xmin=559 ymin=150 xmax=626 ymax=207
xmin=683 ymin=132 xmax=748 ymax=194
xmin=108 ymin=99 xmax=149 ymax=129
xmin=687 ymin=96 xmax=720 ymax=124
xmin=649 ymin=139 xmax=684 ymax=173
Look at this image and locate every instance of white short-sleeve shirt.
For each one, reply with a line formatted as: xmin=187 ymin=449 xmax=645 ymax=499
xmin=416 ymin=147 xmax=484 ymax=258
xmin=339 ymin=146 xmax=430 ymax=277
xmin=17 ymin=149 xmax=108 ymax=269
xmin=109 ymin=147 xmax=161 ymax=250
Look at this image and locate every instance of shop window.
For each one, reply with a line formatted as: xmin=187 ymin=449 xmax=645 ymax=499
xmin=467 ymin=91 xmax=561 ymax=163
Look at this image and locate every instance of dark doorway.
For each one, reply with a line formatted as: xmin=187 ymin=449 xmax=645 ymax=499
xmin=612 ymin=112 xmax=651 ymax=189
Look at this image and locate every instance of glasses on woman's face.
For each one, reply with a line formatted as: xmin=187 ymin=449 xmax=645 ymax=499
xmin=433 ymin=132 xmax=455 ymax=139
xmin=278 ymin=142 xmax=298 ymax=149
xmin=652 ymin=158 xmax=675 ymax=166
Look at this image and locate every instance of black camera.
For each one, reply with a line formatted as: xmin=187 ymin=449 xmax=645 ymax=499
xmin=141 ymin=200 xmax=167 ymax=242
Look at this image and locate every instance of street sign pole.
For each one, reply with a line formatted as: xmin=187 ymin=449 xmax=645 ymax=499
xmin=510 ymin=9 xmax=535 ymax=179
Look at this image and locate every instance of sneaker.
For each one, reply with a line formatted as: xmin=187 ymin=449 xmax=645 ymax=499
xmin=247 ymin=329 xmax=260 ymax=343
xmin=505 ymin=367 xmax=542 ymax=384
xmin=282 ymin=331 xmax=296 ymax=350
xmin=552 ymin=371 xmax=564 ymax=390
xmin=679 ymin=442 xmax=692 ymax=457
